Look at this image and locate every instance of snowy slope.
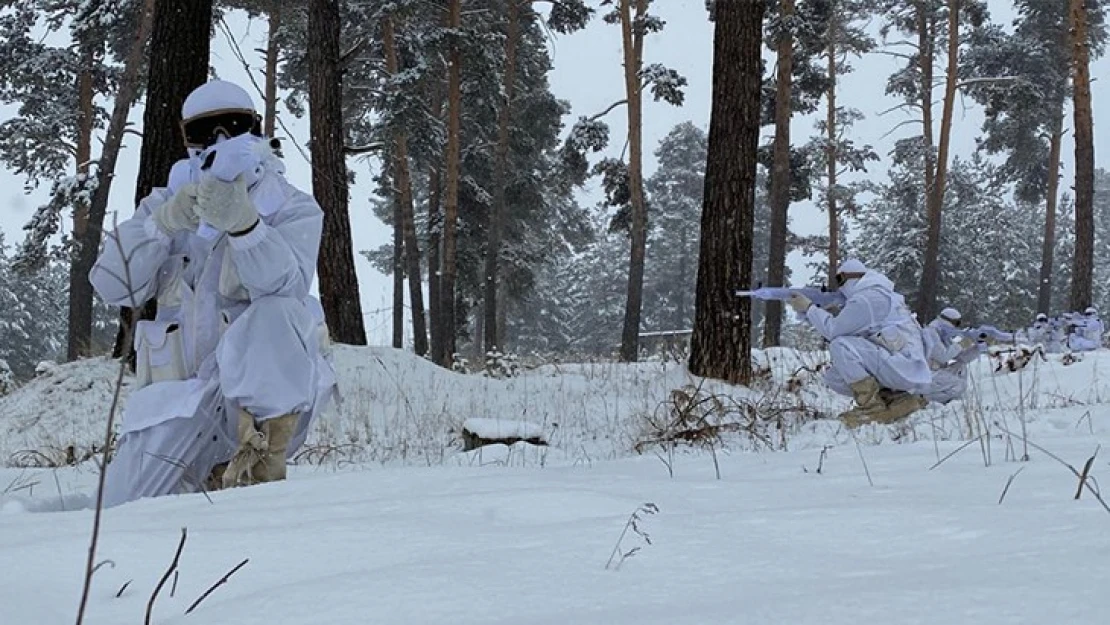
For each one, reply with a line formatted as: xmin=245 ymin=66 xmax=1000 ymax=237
xmin=4 ymin=436 xmax=1110 ymax=624
xmin=4 ymin=348 xmax=1110 ymax=622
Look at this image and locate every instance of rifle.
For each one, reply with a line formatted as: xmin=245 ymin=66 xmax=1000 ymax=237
xmin=960 ymin=325 xmax=1014 ymax=344
xmin=735 ymin=286 xmax=846 ymax=310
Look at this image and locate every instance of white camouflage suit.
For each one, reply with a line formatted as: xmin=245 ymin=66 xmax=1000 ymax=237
xmin=920 ymin=313 xmax=975 ymax=405
xmin=90 ymin=112 xmax=336 ymax=508
xmin=1067 ymin=308 xmax=1104 ymax=352
xmin=804 ymin=269 xmax=932 ymax=397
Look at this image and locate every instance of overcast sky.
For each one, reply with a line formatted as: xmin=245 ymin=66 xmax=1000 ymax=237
xmin=1 ymin=0 xmax=1107 ymax=345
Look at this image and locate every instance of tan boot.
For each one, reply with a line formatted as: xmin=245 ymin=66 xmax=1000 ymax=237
xmin=222 ymin=409 xmax=269 ymax=489
xmin=840 ymin=377 xmax=889 ymax=428
xmin=256 ymin=413 xmax=298 ymax=482
xmin=876 ymin=392 xmax=928 ymax=423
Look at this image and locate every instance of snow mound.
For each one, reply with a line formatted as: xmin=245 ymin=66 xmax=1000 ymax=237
xmin=0 ymin=357 xmax=132 ymax=466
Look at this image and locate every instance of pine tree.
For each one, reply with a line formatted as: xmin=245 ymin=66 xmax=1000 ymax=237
xmin=643 ymin=122 xmax=706 ymax=332
xmin=559 ymin=0 xmax=686 ymax=362
xmin=760 ymin=0 xmax=830 ymax=346
xmin=308 ymin=0 xmax=367 ymax=345
xmin=689 ymin=0 xmax=764 ymax=384
xmin=1068 ymin=0 xmax=1100 ymax=309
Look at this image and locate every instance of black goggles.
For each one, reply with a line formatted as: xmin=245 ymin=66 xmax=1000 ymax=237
xmin=940 ymin=314 xmax=962 ymax=327
xmin=834 ymin=272 xmax=865 ymax=287
xmin=181 ymin=110 xmax=261 ymax=149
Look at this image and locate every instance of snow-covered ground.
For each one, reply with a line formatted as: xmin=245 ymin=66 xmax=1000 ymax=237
xmin=3 ymin=346 xmax=1110 ymax=623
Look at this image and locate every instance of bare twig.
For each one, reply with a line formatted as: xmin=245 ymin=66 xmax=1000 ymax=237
xmin=995 ymin=425 xmax=1110 ymax=515
xmin=145 ymin=528 xmax=188 ymax=625
xmin=184 ymin=558 xmax=250 ymax=615
xmin=76 ymin=220 xmax=143 ymax=625
xmin=115 ymin=580 xmax=132 ymax=598
xmin=171 ymin=570 xmax=179 ymax=598
xmin=998 ymin=467 xmax=1025 ymax=505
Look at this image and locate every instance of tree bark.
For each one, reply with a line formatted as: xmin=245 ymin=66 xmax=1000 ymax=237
xmin=67 ymin=41 xmax=98 ymax=360
xmin=1069 ymin=0 xmax=1095 ymax=310
xmin=440 ymin=0 xmax=463 ymax=366
xmin=617 ymin=0 xmax=647 ymax=363
xmin=825 ymin=17 xmax=839 ymax=287
xmin=382 ymin=14 xmax=429 ymax=356
xmin=113 ymin=0 xmax=209 ymax=360
xmin=263 ymin=0 xmax=282 ymax=137
xmin=483 ymin=0 xmax=520 ymax=354
xmin=392 ymin=192 xmax=405 ymax=348
xmin=1037 ymin=105 xmax=1064 ymax=314
xmin=308 ymin=0 xmax=367 ymax=344
xmin=763 ymin=0 xmax=795 ymax=348
xmin=916 ymin=0 xmax=947 ymax=320
xmin=688 ymin=0 xmax=763 ymax=384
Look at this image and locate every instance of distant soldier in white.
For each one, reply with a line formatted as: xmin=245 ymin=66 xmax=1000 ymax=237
xmin=1020 ymin=313 xmax=1051 ymax=345
xmin=1067 ymin=306 xmax=1104 ymax=352
xmin=788 ymin=259 xmax=932 ymax=427
xmin=90 ymin=80 xmax=337 ymax=507
xmin=920 ymin=308 xmax=980 ymax=405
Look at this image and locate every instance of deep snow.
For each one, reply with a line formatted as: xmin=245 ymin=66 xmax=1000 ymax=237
xmin=3 ymin=346 xmax=1110 ymax=623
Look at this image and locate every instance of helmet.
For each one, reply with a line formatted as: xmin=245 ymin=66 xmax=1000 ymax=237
xmin=834 ymin=259 xmax=868 ymax=287
xmin=180 ymin=80 xmax=261 ymax=149
xmin=1086 ymin=306 xmax=1098 ymax=316
xmin=1036 ymin=313 xmax=1048 ymax=322
xmin=939 ymin=307 xmax=962 ymax=327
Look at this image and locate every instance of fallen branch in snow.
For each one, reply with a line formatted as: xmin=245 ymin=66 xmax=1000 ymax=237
xmin=998 ymin=467 xmax=1025 ymax=505
xmin=185 ymin=558 xmax=249 ymax=615
xmin=145 ymin=528 xmax=188 ymax=625
xmin=605 ymin=503 xmax=659 ymax=571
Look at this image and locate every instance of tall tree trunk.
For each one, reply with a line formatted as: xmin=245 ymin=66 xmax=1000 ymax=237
xmin=1069 ymin=0 xmax=1095 ymax=310
xmin=67 ymin=42 xmax=98 ymax=360
xmin=483 ymin=0 xmax=520 ymax=354
xmin=392 ymin=193 xmax=405 ymax=348
xmin=382 ymin=15 xmax=429 ymax=356
xmin=1038 ymin=105 xmax=1065 ymax=314
xmin=617 ymin=0 xmax=647 ymax=363
xmin=113 ymin=0 xmax=208 ymax=360
xmin=263 ymin=0 xmax=282 ymax=137
xmin=763 ymin=0 xmax=795 ymax=348
xmin=428 ymin=160 xmax=444 ymax=361
xmin=440 ymin=0 xmax=463 ymax=366
xmin=825 ymin=19 xmax=839 ymax=287
xmin=308 ymin=0 xmax=367 ymax=344
xmin=916 ymin=2 xmax=946 ymax=320
xmin=688 ymin=0 xmax=763 ymax=384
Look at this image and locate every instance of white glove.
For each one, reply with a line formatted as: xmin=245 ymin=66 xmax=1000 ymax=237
xmin=195 ymin=175 xmax=259 ymax=235
xmin=788 ymin=292 xmax=812 ymax=313
xmin=151 ymin=183 xmax=200 ymax=235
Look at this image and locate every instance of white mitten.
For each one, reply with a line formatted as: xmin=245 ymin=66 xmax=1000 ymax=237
xmin=151 ymin=183 xmax=200 ymax=235
xmin=195 ymin=175 xmax=259 ymax=234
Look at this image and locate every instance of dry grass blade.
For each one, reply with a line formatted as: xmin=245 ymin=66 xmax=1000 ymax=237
xmin=145 ymin=528 xmax=188 ymax=625
xmin=928 ymin=434 xmax=987 ymax=471
xmin=115 ymin=580 xmax=132 ymax=598
xmin=998 ymin=467 xmax=1025 ymax=505
xmin=184 ymin=558 xmax=250 ymax=615
xmin=1075 ymin=446 xmax=1100 ymax=500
